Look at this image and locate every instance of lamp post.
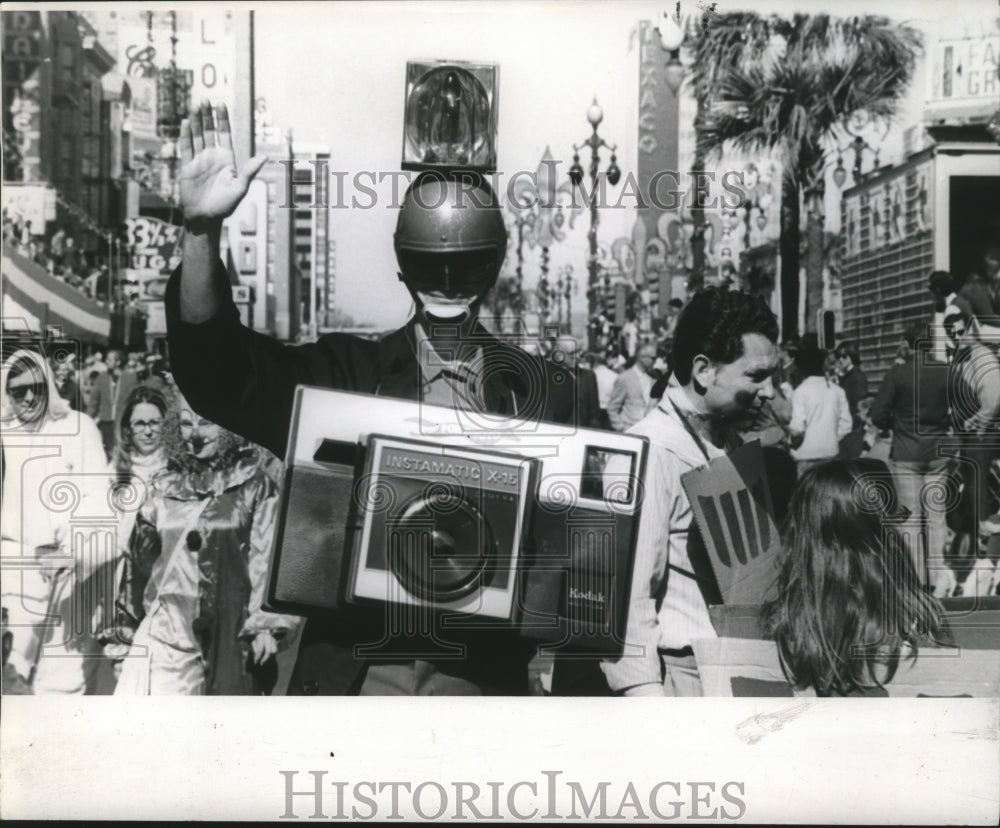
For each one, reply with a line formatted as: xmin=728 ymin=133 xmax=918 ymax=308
xmin=518 ymin=146 xmax=571 ymax=334
xmin=537 ymin=246 xmax=552 ymax=326
xmin=569 ymin=99 xmax=620 ymax=351
xmin=832 ymin=135 xmax=882 ymax=189
xmin=741 ymin=164 xmax=773 ymax=252
xmin=658 ymin=3 xmax=686 ymax=93
xmin=554 ymin=263 xmax=575 ymax=335
xmin=564 ymin=264 xmax=576 ymax=335
xmin=106 ymin=232 xmax=114 ymax=308
xmin=832 ymin=115 xmax=887 ymax=189
xmin=508 ymin=210 xmax=535 ymax=323
xmin=167 ymin=10 xmax=180 ymax=220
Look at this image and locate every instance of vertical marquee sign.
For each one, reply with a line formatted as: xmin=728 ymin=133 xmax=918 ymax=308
xmin=636 ymin=19 xmax=680 ymax=293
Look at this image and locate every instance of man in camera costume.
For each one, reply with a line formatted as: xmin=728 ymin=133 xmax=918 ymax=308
xmin=165 ymin=102 xmax=576 ymax=695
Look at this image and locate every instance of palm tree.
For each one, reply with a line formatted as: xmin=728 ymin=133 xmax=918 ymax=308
xmin=687 ymin=11 xmax=769 ymax=293
xmin=691 ymin=13 xmax=921 ymax=337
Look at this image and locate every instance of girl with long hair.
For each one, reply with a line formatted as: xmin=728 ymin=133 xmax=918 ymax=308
xmin=113 ymin=386 xmax=172 ymax=484
xmin=761 ymin=459 xmax=949 ymax=696
xmin=103 ymin=387 xmax=175 ymax=676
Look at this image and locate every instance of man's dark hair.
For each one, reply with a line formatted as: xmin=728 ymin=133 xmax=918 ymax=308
xmin=928 ymin=270 xmax=955 ymax=296
xmin=795 ymin=345 xmax=827 ymax=377
xmin=670 ymin=287 xmax=779 ymax=384
xmin=668 ymin=298 xmax=684 ymax=310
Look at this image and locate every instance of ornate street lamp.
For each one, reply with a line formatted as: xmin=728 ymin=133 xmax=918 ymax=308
xmin=833 ymin=113 xmax=887 ymax=189
xmin=506 ymin=209 xmax=535 ymax=324
xmin=517 ymin=146 xmax=573 ymax=330
xmin=555 ymin=263 xmax=576 ymax=335
xmin=569 ymin=98 xmax=620 ymax=350
xmin=657 ymin=4 xmax=686 ymax=93
xmin=741 ymin=163 xmax=774 ymax=248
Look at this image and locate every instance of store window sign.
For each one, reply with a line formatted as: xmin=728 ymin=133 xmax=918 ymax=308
xmin=930 ymin=36 xmax=1000 ymax=103
xmin=180 ymin=14 xmax=236 ymax=115
xmin=127 ymin=76 xmax=158 ymax=141
xmin=116 ymin=12 xmax=236 ymax=129
xmin=125 ymin=217 xmax=183 ymax=273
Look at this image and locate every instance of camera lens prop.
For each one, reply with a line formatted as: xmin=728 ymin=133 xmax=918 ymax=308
xmin=389 ymin=492 xmax=495 ymax=602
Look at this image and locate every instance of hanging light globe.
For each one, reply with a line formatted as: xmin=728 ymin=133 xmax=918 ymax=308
xmin=664 ymin=55 xmax=684 ymax=93
xmin=658 ymin=11 xmax=684 ymax=50
xmin=606 ymin=155 xmax=621 ymax=186
xmin=587 ymin=97 xmax=604 ymax=127
xmin=832 ymin=156 xmax=848 ymax=188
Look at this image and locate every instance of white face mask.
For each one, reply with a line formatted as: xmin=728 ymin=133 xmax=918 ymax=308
xmin=412 ymin=287 xmax=479 ymax=325
xmin=421 ymin=301 xmax=472 ymax=322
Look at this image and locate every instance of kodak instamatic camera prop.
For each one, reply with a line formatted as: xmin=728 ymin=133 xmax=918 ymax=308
xmin=265 ymin=387 xmax=648 ymax=656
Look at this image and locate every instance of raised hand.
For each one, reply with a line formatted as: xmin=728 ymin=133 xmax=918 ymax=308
xmin=178 ymin=100 xmax=267 ymax=226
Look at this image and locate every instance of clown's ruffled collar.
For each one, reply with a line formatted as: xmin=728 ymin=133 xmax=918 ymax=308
xmin=152 ymin=447 xmax=261 ymax=500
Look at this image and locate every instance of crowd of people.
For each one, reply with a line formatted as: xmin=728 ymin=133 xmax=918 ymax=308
xmin=571 ymin=258 xmax=1000 ymax=609
xmin=4 ymin=298 xmax=996 ymax=698
xmin=3 ymin=100 xmax=997 ymax=700
xmin=1 ymin=339 xmax=299 ymax=696
xmin=3 ymin=210 xmax=111 ymax=302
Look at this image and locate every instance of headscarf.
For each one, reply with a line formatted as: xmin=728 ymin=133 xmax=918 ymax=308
xmin=1 ymin=348 xmax=70 ymax=434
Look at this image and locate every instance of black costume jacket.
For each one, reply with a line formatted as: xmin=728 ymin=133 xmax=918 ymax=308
xmin=165 ymin=262 xmax=577 ymax=694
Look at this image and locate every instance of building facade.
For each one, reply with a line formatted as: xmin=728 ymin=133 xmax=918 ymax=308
xmin=291 ymin=142 xmax=334 ymax=338
xmin=839 ymin=15 xmax=999 ymax=385
xmin=2 ymin=10 xmax=124 ymax=253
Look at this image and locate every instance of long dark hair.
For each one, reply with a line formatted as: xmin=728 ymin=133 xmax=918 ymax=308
xmin=113 ymin=386 xmax=171 ymax=477
xmin=761 ymin=459 xmax=947 ymax=696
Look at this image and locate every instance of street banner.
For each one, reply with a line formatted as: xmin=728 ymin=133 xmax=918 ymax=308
xmin=681 ymin=440 xmax=781 ymax=605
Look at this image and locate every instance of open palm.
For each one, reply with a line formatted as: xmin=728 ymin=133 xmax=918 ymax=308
xmin=178 ymin=101 xmax=267 ymax=224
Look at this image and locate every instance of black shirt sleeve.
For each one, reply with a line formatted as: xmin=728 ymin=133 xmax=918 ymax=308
xmin=164 ymin=260 xmax=372 ymax=456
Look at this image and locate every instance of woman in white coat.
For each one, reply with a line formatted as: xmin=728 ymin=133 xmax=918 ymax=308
xmin=1 ymin=348 xmax=114 ymax=694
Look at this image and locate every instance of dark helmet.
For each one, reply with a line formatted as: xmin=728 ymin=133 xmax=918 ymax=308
xmin=394 ymin=172 xmax=508 ymax=300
